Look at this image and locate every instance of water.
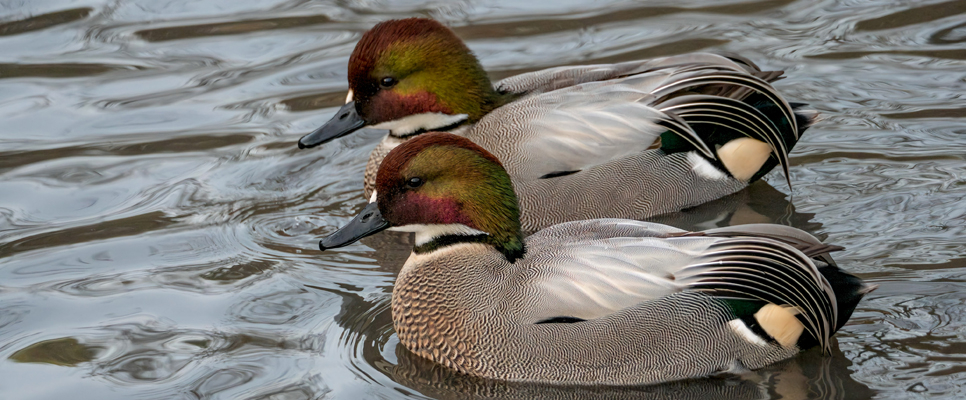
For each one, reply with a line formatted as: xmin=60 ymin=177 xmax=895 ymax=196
xmin=1 ymin=0 xmax=964 ymax=398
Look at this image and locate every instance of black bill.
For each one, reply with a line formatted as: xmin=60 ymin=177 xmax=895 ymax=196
xmin=320 ymin=202 xmax=389 ymax=250
xmin=298 ymin=101 xmax=366 ymax=149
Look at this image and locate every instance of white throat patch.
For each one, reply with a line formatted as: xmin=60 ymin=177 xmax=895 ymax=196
xmin=372 ymin=113 xmax=468 ymax=137
xmin=389 ymin=224 xmax=488 ymax=247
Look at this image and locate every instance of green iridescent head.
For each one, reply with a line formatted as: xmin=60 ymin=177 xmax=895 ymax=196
xmin=377 ymin=132 xmax=524 ymax=261
xmin=317 ymin=132 xmax=525 ymax=262
xmin=347 ymin=18 xmax=506 ymax=125
xmin=299 ymin=18 xmax=513 ymax=149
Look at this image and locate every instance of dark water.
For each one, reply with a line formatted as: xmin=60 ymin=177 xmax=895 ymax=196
xmin=1 ymin=0 xmax=965 ymax=398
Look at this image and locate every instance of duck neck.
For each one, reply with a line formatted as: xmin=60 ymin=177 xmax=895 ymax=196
xmin=476 ymin=85 xmax=518 ymax=119
xmin=373 ymin=81 xmax=515 ymax=139
xmin=439 ymin=52 xmax=514 ymax=122
xmin=397 ymin=223 xmax=526 ymax=262
xmin=374 ymin=112 xmax=469 ymax=138
xmin=414 ymin=233 xmax=491 ymax=254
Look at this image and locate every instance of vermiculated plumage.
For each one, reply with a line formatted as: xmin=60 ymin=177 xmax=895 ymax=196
xmin=389 ymin=220 xmax=869 ymax=384
xmin=318 ymin=133 xmax=870 ymax=385
xmin=360 ymin=53 xmax=810 ymax=231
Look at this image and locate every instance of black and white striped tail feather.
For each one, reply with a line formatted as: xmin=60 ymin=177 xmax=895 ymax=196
xmin=700 ymin=223 xmax=843 ymax=265
xmin=681 ymin=223 xmax=875 ymax=334
xmin=649 ymin=69 xmax=803 ymax=189
xmin=659 ymin=94 xmax=794 ymax=189
xmin=678 ymin=237 xmax=837 ymax=353
xmin=653 ymin=70 xmax=799 ymax=137
xmin=653 ymin=112 xmax=716 ymax=159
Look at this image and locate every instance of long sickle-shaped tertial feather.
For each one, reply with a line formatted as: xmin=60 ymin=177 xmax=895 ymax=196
xmin=677 ymin=238 xmax=837 ymax=353
xmin=652 ymin=71 xmax=800 ymax=139
xmin=659 ymin=94 xmax=794 ymax=189
xmin=652 ymin=112 xmax=716 ymax=159
xmin=699 ymin=224 xmax=845 ymax=266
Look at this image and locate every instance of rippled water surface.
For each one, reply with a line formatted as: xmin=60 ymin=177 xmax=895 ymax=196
xmin=1 ymin=0 xmax=965 ymax=398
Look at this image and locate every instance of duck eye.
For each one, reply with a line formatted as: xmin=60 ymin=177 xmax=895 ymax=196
xmin=406 ymin=177 xmax=423 ymax=188
xmin=380 ymin=76 xmax=397 ymax=88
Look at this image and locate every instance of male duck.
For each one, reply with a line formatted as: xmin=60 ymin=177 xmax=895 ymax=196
xmin=299 ymin=18 xmax=812 ymax=232
xmin=316 ymin=132 xmax=872 ymax=385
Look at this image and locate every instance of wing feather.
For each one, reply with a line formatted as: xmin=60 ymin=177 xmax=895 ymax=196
xmin=471 ymin=83 xmax=686 ymax=178
xmin=477 ymin=54 xmax=795 ymax=181
xmin=517 ymin=220 xmax=839 ymax=352
xmin=677 ymin=238 xmax=837 ymax=352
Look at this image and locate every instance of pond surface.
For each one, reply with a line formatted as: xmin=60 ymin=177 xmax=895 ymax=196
xmin=1 ymin=0 xmax=965 ymax=398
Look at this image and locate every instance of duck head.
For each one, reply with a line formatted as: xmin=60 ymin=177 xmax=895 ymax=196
xmin=318 ymin=132 xmax=525 ymax=262
xmin=298 ymin=18 xmax=506 ymax=149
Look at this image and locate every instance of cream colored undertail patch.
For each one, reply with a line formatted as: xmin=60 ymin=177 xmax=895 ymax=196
xmin=717 ymin=137 xmax=773 ymax=181
xmin=755 ymin=304 xmax=804 ymax=348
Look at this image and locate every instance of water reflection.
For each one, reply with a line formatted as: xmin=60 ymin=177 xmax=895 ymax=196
xmin=9 ymin=337 xmax=99 ymax=367
xmin=0 ymin=63 xmax=135 ymax=79
xmin=0 ymin=8 xmax=93 ymax=37
xmin=135 ymin=15 xmax=334 ymax=42
xmin=6 ymin=319 xmax=331 ymax=396
xmin=390 ymin=342 xmax=875 ymax=400
xmin=647 ymin=180 xmax=821 ymax=235
xmin=854 ymin=0 xmax=966 ymax=32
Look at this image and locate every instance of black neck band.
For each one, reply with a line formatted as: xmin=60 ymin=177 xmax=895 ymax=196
xmin=391 ymin=117 xmax=468 ymax=139
xmin=413 ymin=233 xmax=490 ymax=254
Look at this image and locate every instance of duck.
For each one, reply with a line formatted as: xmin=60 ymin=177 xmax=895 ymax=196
xmin=298 ymin=18 xmax=812 ymax=232
xmin=314 ymin=132 xmax=873 ymax=385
